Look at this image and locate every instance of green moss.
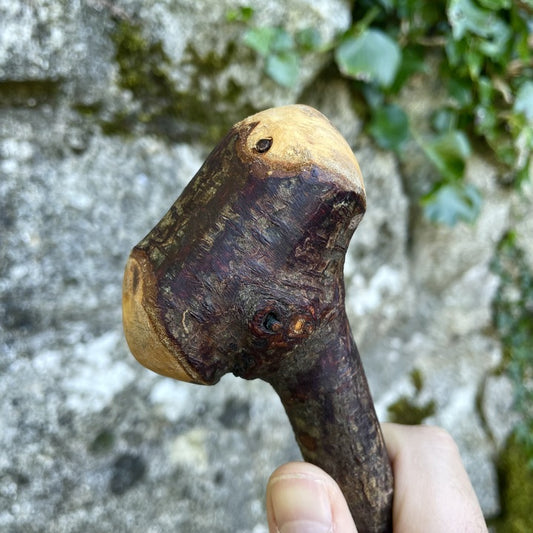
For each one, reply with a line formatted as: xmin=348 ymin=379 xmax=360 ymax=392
xmin=387 ymin=368 xmax=436 ymax=425
xmin=387 ymin=396 xmax=436 ymax=425
xmin=73 ymin=102 xmax=102 ymax=117
xmin=494 ymin=432 xmax=533 ymax=533
xmin=102 ymin=19 xmax=256 ymax=144
xmin=410 ymin=367 xmax=424 ymax=394
xmin=89 ymin=429 xmax=115 ymax=454
xmin=112 ymin=20 xmax=173 ymax=104
xmin=0 ymin=80 xmax=60 ymax=107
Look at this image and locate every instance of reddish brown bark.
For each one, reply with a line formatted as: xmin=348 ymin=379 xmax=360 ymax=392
xmin=122 ymin=105 xmax=393 ymax=533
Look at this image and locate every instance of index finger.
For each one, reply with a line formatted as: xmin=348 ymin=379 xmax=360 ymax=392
xmin=381 ymin=423 xmax=488 ymax=533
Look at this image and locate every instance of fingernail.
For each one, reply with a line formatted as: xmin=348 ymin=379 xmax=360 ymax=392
xmin=269 ymin=474 xmax=332 ymax=533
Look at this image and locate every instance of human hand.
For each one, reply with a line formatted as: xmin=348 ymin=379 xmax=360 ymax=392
xmin=265 ymin=423 xmax=488 ymax=533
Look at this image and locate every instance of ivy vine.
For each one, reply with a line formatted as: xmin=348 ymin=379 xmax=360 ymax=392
xmin=491 ymin=231 xmax=533 ymax=468
xmin=231 ymin=0 xmax=533 ymax=226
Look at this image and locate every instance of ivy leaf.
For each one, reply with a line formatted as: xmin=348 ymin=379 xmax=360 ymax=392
xmin=335 ymin=29 xmax=401 ymax=88
xmin=423 ymin=183 xmax=482 ymax=226
xmin=243 ymin=26 xmax=294 ymax=57
xmin=466 ymin=48 xmax=484 ymax=79
xmin=368 ymin=104 xmax=410 ymax=151
xmin=243 ymin=27 xmax=276 ymax=56
xmin=447 ymin=0 xmax=511 ymax=58
xmin=514 ymin=81 xmax=533 ymax=124
xmin=361 ymin=84 xmax=385 ymax=110
xmin=244 ymin=27 xmax=299 ymax=87
xmin=377 ymin=0 xmax=395 ymax=9
xmin=477 ymin=0 xmax=511 ymax=9
xmin=448 ymin=0 xmax=497 ymax=39
xmin=391 ymin=46 xmax=426 ymax=93
xmin=295 ymin=28 xmax=322 ymax=52
xmin=431 ymin=108 xmax=458 ymax=133
xmin=420 ymin=130 xmax=471 ymax=182
xmin=226 ymin=6 xmax=254 ymax=22
xmin=269 ymin=27 xmax=294 ymax=53
xmin=448 ymin=77 xmax=473 ymax=108
xmin=265 ymin=52 xmax=299 ymax=88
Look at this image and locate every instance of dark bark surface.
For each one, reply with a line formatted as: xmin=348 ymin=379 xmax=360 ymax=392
xmin=123 ymin=105 xmax=393 ymax=532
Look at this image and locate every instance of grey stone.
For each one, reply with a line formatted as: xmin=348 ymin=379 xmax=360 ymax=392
xmin=410 ymin=154 xmax=511 ymax=293
xmin=143 ymin=0 xmax=351 ymax=110
xmin=0 ymin=0 xmax=114 ymax=106
xmin=482 ymin=373 xmax=522 ymax=451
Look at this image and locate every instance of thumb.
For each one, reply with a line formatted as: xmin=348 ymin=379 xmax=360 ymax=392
xmin=266 ymin=462 xmax=358 ymax=533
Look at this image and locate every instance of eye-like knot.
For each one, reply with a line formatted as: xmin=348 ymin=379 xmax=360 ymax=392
xmin=251 ymin=305 xmax=283 ymax=336
xmin=255 ymin=137 xmax=273 ymax=153
xmin=250 ymin=303 xmax=316 ymax=341
xmin=262 ymin=311 xmax=282 ymax=332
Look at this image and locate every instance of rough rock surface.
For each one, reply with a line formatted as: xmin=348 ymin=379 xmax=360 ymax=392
xmin=1 ymin=1 xmax=530 ymax=531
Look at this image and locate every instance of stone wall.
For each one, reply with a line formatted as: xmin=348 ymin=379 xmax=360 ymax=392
xmin=1 ymin=1 xmax=531 ymax=531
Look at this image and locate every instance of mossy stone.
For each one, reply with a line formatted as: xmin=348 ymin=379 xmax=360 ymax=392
xmin=495 ymin=432 xmax=533 ymax=532
xmin=387 ymin=368 xmax=436 ymax=425
xmin=102 ymin=19 xmax=256 ymax=144
xmin=387 ymin=396 xmax=436 ymax=425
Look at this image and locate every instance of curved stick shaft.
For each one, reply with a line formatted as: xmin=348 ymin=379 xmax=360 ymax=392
xmin=268 ymin=316 xmax=393 ymax=533
xmin=122 ymin=105 xmax=394 ymax=532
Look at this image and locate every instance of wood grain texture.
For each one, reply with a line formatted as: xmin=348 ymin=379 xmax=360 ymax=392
xmin=122 ymin=105 xmax=393 ymax=532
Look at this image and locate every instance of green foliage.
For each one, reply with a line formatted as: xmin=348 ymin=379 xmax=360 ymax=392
xmin=441 ymin=0 xmax=533 ymax=187
xmin=421 ymin=130 xmax=471 ymax=182
xmin=243 ymin=26 xmax=301 ymax=87
xmin=368 ymin=103 xmax=410 ymax=151
xmin=514 ymin=81 xmax=533 ymax=123
xmin=491 ymin=232 xmax=533 ymax=467
xmin=236 ymin=0 xmax=532 ymax=224
xmin=243 ymin=26 xmax=287 ymax=56
xmin=295 ymin=27 xmax=322 ymax=52
xmin=422 ymin=182 xmax=481 ymax=225
xmin=447 ymin=0 xmax=511 ymax=57
xmin=240 ymin=10 xmax=323 ymax=88
xmin=226 ymin=6 xmax=254 ymax=23
xmin=419 ymin=130 xmax=482 ymax=224
xmin=335 ymin=29 xmax=401 ymax=88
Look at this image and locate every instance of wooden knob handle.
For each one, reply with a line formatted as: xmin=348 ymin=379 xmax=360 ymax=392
xmin=122 ymin=105 xmax=393 ymax=532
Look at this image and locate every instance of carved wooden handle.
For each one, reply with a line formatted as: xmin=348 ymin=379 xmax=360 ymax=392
xmin=122 ymin=105 xmax=393 ymax=533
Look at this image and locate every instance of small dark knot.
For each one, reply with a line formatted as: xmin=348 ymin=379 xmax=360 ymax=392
xmin=262 ymin=311 xmax=282 ymax=332
xmin=255 ymin=138 xmax=273 ymax=153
